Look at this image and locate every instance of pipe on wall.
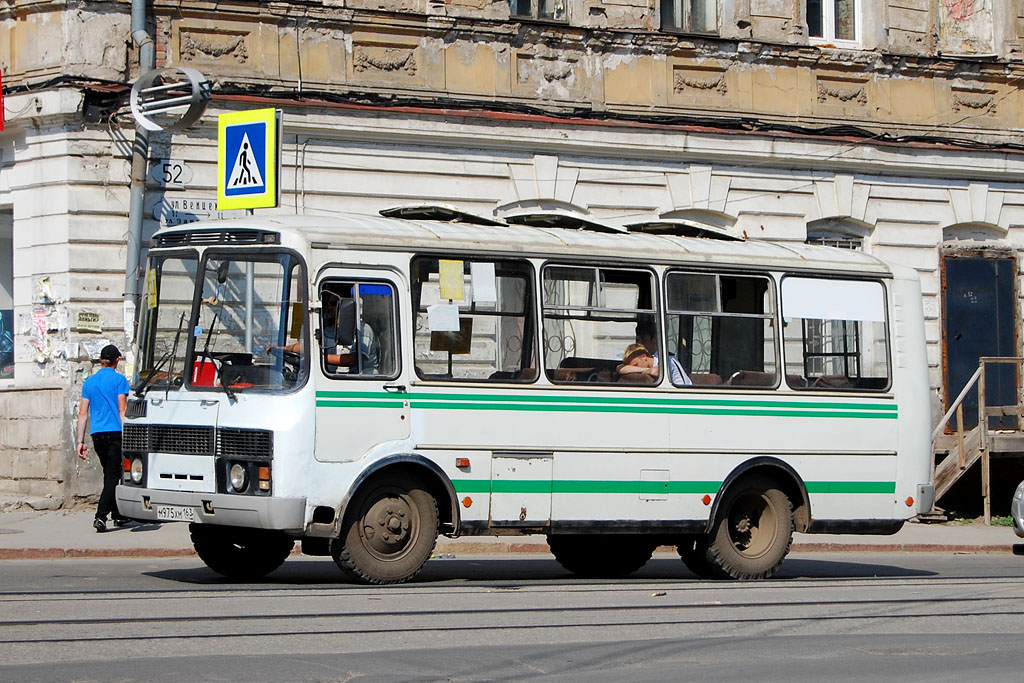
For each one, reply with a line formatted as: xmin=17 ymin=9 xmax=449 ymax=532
xmin=125 ymin=0 xmax=155 ymax=349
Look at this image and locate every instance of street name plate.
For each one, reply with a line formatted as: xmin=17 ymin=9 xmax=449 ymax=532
xmin=153 ymin=196 xmax=246 ymax=226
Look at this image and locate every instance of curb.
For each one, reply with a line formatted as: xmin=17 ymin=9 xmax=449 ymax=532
xmin=0 ymin=548 xmax=197 ymax=560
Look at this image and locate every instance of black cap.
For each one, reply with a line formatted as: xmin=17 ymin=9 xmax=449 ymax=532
xmin=100 ymin=344 xmax=121 ymax=362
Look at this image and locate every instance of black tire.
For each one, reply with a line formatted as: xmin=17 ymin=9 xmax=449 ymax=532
xmin=548 ymin=535 xmax=656 ymax=577
xmin=676 ymin=535 xmax=727 ymax=580
xmin=704 ymin=475 xmax=794 ymax=580
xmin=190 ymin=523 xmax=294 ymax=580
xmin=331 ymin=474 xmax=438 ymax=585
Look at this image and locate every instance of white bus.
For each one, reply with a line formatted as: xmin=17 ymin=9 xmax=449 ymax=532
xmin=116 ymin=208 xmax=933 ymax=584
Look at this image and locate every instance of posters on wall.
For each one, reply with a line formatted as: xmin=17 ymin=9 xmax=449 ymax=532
xmin=939 ymin=0 xmax=994 ymax=55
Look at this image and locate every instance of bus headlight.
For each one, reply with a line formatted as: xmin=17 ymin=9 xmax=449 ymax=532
xmin=130 ymin=457 xmax=144 ymax=485
xmin=229 ymin=463 xmax=248 ymax=493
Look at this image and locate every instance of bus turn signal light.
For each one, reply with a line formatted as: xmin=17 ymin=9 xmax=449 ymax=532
xmin=258 ymin=466 xmax=271 ymax=492
xmin=906 ymin=496 xmax=914 ymax=507
xmin=702 ymin=494 xmax=712 ymax=506
xmin=456 ymin=458 xmax=470 ymax=469
xmin=462 ymin=497 xmax=473 ymax=508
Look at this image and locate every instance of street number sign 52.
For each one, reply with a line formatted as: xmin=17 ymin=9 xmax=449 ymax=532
xmin=149 ymin=159 xmax=194 ymax=189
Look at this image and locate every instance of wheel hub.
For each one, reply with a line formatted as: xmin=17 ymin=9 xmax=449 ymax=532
xmin=361 ymin=495 xmax=413 ymax=557
xmin=729 ymin=495 xmax=776 ymax=557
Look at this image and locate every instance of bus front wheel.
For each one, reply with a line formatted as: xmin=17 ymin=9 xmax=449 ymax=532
xmin=704 ymin=475 xmax=793 ymax=580
xmin=190 ymin=523 xmax=294 ymax=580
xmin=331 ymin=474 xmax=438 ymax=585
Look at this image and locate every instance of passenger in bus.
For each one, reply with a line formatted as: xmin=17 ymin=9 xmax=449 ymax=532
xmin=616 ymin=343 xmax=658 ymax=383
xmin=635 ymin=319 xmax=692 ymax=386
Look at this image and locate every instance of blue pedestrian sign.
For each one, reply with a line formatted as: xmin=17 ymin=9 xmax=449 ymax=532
xmin=217 ymin=108 xmax=280 ymax=210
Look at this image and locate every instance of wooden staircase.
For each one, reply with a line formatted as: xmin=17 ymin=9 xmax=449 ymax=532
xmin=931 ymin=357 xmax=1024 ymax=524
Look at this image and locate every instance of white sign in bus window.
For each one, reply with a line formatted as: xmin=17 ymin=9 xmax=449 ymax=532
xmin=781 ymin=278 xmax=885 ymax=322
xmin=470 ymin=262 xmax=496 ymax=303
xmin=427 ymin=303 xmax=461 ymax=332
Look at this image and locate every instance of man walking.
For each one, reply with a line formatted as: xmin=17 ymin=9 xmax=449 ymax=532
xmin=76 ymin=344 xmax=131 ymax=532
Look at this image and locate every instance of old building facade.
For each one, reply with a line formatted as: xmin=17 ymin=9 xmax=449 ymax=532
xmin=1 ymin=0 xmax=1023 ymax=507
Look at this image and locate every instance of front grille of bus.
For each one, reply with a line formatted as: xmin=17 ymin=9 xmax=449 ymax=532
xmin=217 ymin=428 xmax=273 ymax=460
xmin=122 ymin=424 xmax=272 ymax=459
xmin=123 ymin=424 xmax=214 ymax=455
xmin=155 ymin=230 xmax=280 ymax=247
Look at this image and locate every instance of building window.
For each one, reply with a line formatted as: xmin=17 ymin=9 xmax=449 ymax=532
xmin=510 ymin=0 xmax=566 ymax=21
xmin=662 ymin=0 xmax=717 ymax=33
xmin=0 ymin=210 xmax=12 ymax=381
xmin=807 ymin=0 xmax=857 ymax=43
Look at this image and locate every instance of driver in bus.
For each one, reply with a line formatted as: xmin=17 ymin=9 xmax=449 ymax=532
xmin=267 ymin=290 xmax=379 ymax=374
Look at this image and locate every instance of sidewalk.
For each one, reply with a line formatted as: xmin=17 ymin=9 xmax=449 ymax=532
xmin=0 ymin=508 xmax=1020 ymax=560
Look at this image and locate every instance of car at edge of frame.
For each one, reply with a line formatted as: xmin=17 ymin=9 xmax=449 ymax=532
xmin=1013 ymin=480 xmax=1024 ymax=538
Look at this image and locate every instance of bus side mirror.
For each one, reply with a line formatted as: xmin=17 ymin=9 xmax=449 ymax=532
xmin=336 ymin=298 xmax=356 ymax=347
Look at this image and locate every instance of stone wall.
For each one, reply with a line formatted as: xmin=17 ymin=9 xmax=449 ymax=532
xmin=0 ymin=387 xmax=64 ymax=507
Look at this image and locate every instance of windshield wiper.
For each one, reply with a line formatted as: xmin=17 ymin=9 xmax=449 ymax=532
xmin=133 ymin=349 xmax=172 ymax=398
xmin=164 ymin=312 xmax=186 ymax=399
xmin=133 ymin=312 xmax=186 ymax=398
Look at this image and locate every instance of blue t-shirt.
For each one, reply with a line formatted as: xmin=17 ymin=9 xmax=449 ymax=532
xmin=82 ymin=367 xmax=130 ymax=434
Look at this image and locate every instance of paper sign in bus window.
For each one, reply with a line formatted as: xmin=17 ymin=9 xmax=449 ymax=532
xmin=427 ymin=303 xmax=460 ymax=332
xmin=439 ymin=260 xmax=464 ymax=300
xmin=470 ymin=262 xmax=497 ymax=303
xmin=430 ymin=318 xmax=473 ymax=354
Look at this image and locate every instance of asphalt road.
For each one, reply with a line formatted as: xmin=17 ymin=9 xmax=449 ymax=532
xmin=1 ymin=552 xmax=1022 ymax=682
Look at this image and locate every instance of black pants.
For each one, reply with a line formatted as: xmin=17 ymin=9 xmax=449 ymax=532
xmin=91 ymin=431 xmax=123 ymax=522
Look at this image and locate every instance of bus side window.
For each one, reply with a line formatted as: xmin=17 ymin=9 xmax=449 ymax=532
xmin=780 ymin=277 xmax=890 ymax=391
xmin=320 ymin=282 xmax=398 ymax=379
xmin=665 ymin=271 xmax=777 ymax=388
xmin=542 ymin=265 xmax=658 ymax=385
xmin=410 ymin=256 xmax=536 ymax=382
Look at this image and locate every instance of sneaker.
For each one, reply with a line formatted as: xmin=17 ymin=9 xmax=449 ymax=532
xmin=93 ymin=518 xmax=107 ymax=533
xmin=112 ymin=516 xmax=133 ymax=528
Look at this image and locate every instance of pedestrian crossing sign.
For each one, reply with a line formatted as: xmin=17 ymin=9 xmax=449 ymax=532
xmin=217 ymin=108 xmax=281 ymax=211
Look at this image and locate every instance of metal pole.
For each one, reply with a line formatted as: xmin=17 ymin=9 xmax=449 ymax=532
xmin=125 ymin=0 xmax=155 ymax=347
xmin=245 ymin=263 xmax=254 ymax=353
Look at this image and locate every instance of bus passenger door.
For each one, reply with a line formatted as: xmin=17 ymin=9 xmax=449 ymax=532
xmin=314 ymin=274 xmax=410 ymax=462
xmin=490 ymin=452 xmax=552 ymax=527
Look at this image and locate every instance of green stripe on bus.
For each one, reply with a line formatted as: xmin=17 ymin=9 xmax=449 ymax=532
xmin=316 ymin=391 xmax=897 ymax=418
xmin=452 ymin=480 xmax=894 ymax=495
xmin=805 ymin=481 xmax=896 ymax=494
xmin=315 ymin=399 xmax=406 ymax=409
xmin=317 ymin=390 xmax=897 ymax=412
xmin=410 ymin=401 xmax=893 ymax=419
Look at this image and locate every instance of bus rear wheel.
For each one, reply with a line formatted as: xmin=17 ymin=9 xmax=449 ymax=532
xmin=548 ymin=535 xmax=656 ymax=577
xmin=704 ymin=475 xmax=793 ymax=580
xmin=331 ymin=475 xmax=438 ymax=585
xmin=190 ymin=523 xmax=294 ymax=580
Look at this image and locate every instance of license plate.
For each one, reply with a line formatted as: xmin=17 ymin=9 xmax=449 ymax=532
xmin=155 ymin=505 xmax=196 ymax=522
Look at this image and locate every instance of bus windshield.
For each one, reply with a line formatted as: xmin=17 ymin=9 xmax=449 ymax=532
xmin=135 ymin=250 xmax=307 ymax=394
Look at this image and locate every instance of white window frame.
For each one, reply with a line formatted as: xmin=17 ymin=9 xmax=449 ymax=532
xmin=807 ymin=0 xmax=861 ymax=49
xmin=661 ymin=0 xmax=719 ymax=35
xmin=510 ymin=0 xmax=567 ymax=22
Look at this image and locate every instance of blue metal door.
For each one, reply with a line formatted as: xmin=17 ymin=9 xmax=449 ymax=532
xmin=942 ymin=255 xmax=1017 ymax=430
